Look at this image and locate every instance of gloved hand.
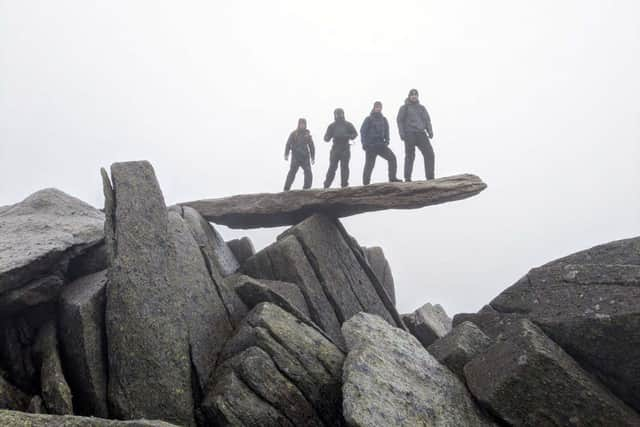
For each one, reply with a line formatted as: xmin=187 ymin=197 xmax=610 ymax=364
xmin=311 ymin=158 xmax=315 ymax=165
xmin=428 ymin=131 xmax=434 ymax=139
xmin=285 ymin=155 xmax=289 ymax=161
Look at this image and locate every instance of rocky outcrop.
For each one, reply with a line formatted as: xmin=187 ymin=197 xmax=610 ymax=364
xmin=465 ymin=319 xmax=640 ymax=426
xmin=427 ymin=321 xmax=491 ymax=378
xmin=0 ymin=275 xmax=64 ymax=317
xmin=58 ymin=270 xmax=108 ymax=417
xmin=0 ymin=188 xmax=104 ymax=295
xmin=33 ymin=322 xmax=73 ymax=415
xmin=243 ymin=214 xmax=404 ymax=348
xmin=203 ymin=303 xmax=345 ymax=427
xmin=227 ymin=237 xmax=256 ymax=265
xmin=463 ymin=236 xmax=640 ymax=411
xmin=402 ymin=302 xmax=452 ymax=347
xmin=230 ymin=274 xmax=311 ymax=320
xmin=363 ymin=247 xmax=395 ymax=306
xmin=101 ymin=162 xmax=194 ymax=426
xmin=0 ymin=410 xmax=179 ymax=426
xmin=181 ymin=174 xmax=487 ymax=229
xmin=341 ymin=313 xmax=493 ymax=427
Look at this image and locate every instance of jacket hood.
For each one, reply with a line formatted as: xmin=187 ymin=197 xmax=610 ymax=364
xmin=404 ymin=97 xmax=421 ymax=105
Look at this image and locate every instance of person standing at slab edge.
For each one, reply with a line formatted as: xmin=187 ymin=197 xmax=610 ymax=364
xmin=360 ymin=101 xmax=402 ymax=185
xmin=284 ymin=118 xmax=315 ymax=191
xmin=397 ymin=88 xmax=435 ymax=181
xmin=323 ymin=108 xmax=358 ymax=189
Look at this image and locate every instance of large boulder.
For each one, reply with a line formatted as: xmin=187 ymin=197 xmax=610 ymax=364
xmin=0 ymin=188 xmax=104 ymax=295
xmin=58 ymin=269 xmax=108 ymax=417
xmin=0 ymin=275 xmax=64 ymax=317
xmin=227 ymin=237 xmax=256 ymax=265
xmin=0 ymin=410 xmax=179 ymax=426
xmin=180 ymin=174 xmax=487 ymax=228
xmin=427 ymin=321 xmax=491 ymax=379
xmin=101 ymin=162 xmax=194 ymax=426
xmin=402 ymin=302 xmax=452 ymax=348
xmin=167 ymin=210 xmax=234 ymax=393
xmin=342 ymin=312 xmax=493 ymax=427
xmin=363 ymin=247 xmax=396 ymax=306
xmin=230 ymin=274 xmax=311 ymax=320
xmin=479 ymin=236 xmax=640 ymax=411
xmin=33 ymin=322 xmax=73 ymax=415
xmin=203 ymin=303 xmax=345 ymax=427
xmin=464 ymin=319 xmax=640 ymax=426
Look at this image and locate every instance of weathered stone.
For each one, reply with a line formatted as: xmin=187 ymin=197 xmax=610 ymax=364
xmin=464 ymin=319 xmax=640 ymax=426
xmin=0 ymin=188 xmax=104 ymax=294
xmin=33 ymin=322 xmax=73 ymax=415
xmin=227 ymin=237 xmax=256 ymax=265
xmin=168 ymin=211 xmax=234 ymax=392
xmin=452 ymin=305 xmax=524 ymax=340
xmin=0 ymin=275 xmax=63 ymax=317
xmin=283 ymin=214 xmax=401 ymax=328
xmin=0 ymin=373 xmax=29 ymax=411
xmin=231 ymin=274 xmax=311 ymax=320
xmin=58 ymin=270 xmax=108 ymax=417
xmin=208 ymin=303 xmax=345 ymax=427
xmin=402 ymin=302 xmax=452 ymax=348
xmin=427 ymin=321 xmax=491 ymax=378
xmin=67 ymin=243 xmax=108 ymax=282
xmin=342 ymin=312 xmax=493 ymax=427
xmin=486 ymin=236 xmax=640 ymax=411
xmin=102 ymin=161 xmax=194 ymax=426
xmin=0 ymin=410 xmax=180 ymax=426
xmin=181 ymin=206 xmax=239 ymax=277
xmin=27 ymin=395 xmax=46 ymax=413
xmin=363 ymin=247 xmax=396 ymax=305
xmin=181 ymin=174 xmax=487 ymax=229
xmin=242 ymin=235 xmax=345 ymax=347
xmin=0 ymin=309 xmax=45 ymax=392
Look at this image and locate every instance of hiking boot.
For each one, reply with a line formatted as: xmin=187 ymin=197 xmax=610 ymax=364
xmin=389 ymin=178 xmax=402 ymax=183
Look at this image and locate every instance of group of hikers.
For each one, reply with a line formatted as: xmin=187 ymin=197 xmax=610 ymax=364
xmin=284 ymin=88 xmax=435 ymax=191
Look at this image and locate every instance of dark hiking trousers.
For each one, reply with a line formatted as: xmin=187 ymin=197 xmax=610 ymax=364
xmin=363 ymin=145 xmax=398 ymax=185
xmin=284 ymin=156 xmax=312 ymax=190
xmin=324 ymin=145 xmax=350 ymax=188
xmin=404 ymin=131 xmax=434 ymax=180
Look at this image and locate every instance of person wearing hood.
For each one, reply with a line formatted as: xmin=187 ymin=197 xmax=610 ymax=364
xmin=284 ymin=118 xmax=315 ymax=191
xmin=360 ymin=101 xmax=401 ymax=185
xmin=322 ymin=108 xmax=358 ymax=188
xmin=396 ymin=88 xmax=435 ymax=181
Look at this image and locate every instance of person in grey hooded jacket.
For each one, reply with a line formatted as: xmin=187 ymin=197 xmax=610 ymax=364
xmin=323 ymin=108 xmax=358 ymax=188
xmin=360 ymin=101 xmax=401 ymax=185
xmin=284 ymin=118 xmax=315 ymax=190
xmin=396 ymin=88 xmax=435 ymax=181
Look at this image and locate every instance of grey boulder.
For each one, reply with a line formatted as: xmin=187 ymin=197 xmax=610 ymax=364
xmin=363 ymin=246 xmax=396 ymax=306
xmin=33 ymin=322 xmax=73 ymax=415
xmin=427 ymin=321 xmax=491 ymax=379
xmin=0 ymin=410 xmax=179 ymax=426
xmin=402 ymin=302 xmax=452 ymax=347
xmin=464 ymin=319 xmax=640 ymax=426
xmin=227 ymin=237 xmax=256 ymax=265
xmin=230 ymin=274 xmax=311 ymax=320
xmin=342 ymin=312 xmax=493 ymax=427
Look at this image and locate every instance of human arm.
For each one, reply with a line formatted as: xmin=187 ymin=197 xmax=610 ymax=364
xmin=423 ymin=106 xmax=433 ymax=139
xmin=308 ymin=134 xmax=316 ymax=163
xmin=396 ymin=106 xmax=406 ymax=140
xmin=360 ymin=117 xmax=370 ymax=149
xmin=384 ymin=117 xmax=390 ymax=144
xmin=284 ymin=133 xmax=293 ymax=160
xmin=348 ymin=122 xmax=358 ymax=140
xmin=324 ymin=124 xmax=333 ymax=142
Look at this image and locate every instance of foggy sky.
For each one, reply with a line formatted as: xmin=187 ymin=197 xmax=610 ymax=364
xmin=1 ymin=1 xmax=639 ymax=316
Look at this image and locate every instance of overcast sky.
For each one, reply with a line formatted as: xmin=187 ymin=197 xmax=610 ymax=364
xmin=1 ymin=1 xmax=639 ymax=316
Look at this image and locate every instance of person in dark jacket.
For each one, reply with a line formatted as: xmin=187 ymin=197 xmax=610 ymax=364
xmin=323 ymin=108 xmax=358 ymax=188
xmin=360 ymin=101 xmax=401 ymax=185
xmin=396 ymin=88 xmax=435 ymax=181
xmin=284 ymin=118 xmax=315 ymax=191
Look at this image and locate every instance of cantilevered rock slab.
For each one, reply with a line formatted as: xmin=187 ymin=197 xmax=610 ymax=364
xmin=0 ymin=188 xmax=104 ymax=294
xmin=181 ymin=174 xmax=486 ymax=229
xmin=0 ymin=410 xmax=179 ymax=426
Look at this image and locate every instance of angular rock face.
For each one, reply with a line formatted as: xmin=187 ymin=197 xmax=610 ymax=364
xmin=363 ymin=247 xmax=396 ymax=306
xmin=33 ymin=322 xmax=73 ymax=415
xmin=485 ymin=236 xmax=640 ymax=411
xmin=230 ymin=274 xmax=311 ymax=320
xmin=167 ymin=211 xmax=234 ymax=393
xmin=464 ymin=319 xmax=640 ymax=426
xmin=0 ymin=410 xmax=180 ymax=426
xmin=181 ymin=174 xmax=487 ymax=229
xmin=0 ymin=188 xmax=104 ymax=295
xmin=0 ymin=275 xmax=64 ymax=317
xmin=341 ymin=313 xmax=493 ymax=427
xmin=227 ymin=237 xmax=256 ymax=265
xmin=402 ymin=302 xmax=452 ymax=348
xmin=102 ymin=162 xmax=194 ymax=426
xmin=58 ymin=270 xmax=108 ymax=418
xmin=427 ymin=321 xmax=491 ymax=379
xmin=203 ymin=303 xmax=345 ymax=427
xmin=0 ymin=373 xmax=29 ymax=411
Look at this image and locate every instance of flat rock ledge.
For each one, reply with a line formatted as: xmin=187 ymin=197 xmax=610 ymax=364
xmin=180 ymin=174 xmax=486 ymax=229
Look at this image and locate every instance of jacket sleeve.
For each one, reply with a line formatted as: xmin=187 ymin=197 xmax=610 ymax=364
xmin=308 ymin=135 xmax=316 ymax=160
xmin=360 ymin=117 xmax=369 ymax=148
xmin=424 ymin=107 xmax=433 ymax=137
xmin=323 ymin=123 xmax=333 ymax=142
xmin=396 ymin=105 xmax=406 ymax=139
xmin=348 ymin=122 xmax=358 ymax=140
xmin=285 ymin=133 xmax=293 ymax=157
xmin=384 ymin=117 xmax=390 ymax=144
